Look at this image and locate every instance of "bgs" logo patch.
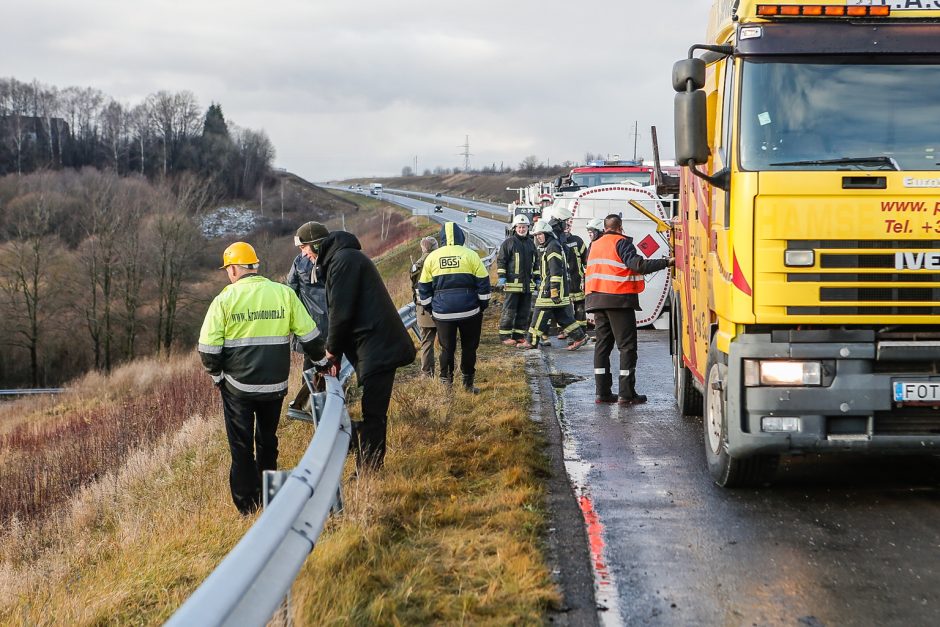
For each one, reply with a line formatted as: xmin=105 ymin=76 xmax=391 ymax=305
xmin=439 ymin=256 xmax=460 ymax=269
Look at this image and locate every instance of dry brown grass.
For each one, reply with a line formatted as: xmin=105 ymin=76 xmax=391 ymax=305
xmin=0 ymin=241 xmax=556 ymax=625
xmin=287 ymin=320 xmax=557 ymax=624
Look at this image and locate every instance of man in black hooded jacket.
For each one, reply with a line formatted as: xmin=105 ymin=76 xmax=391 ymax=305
xmin=313 ymin=230 xmax=417 ymax=471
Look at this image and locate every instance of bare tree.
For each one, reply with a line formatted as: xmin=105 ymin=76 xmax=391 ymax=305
xmin=0 ymin=183 xmax=57 ymax=385
xmin=78 ymin=170 xmax=123 ymax=370
xmin=114 ymin=178 xmax=149 ymax=359
xmin=152 ymin=174 xmax=213 ymax=352
xmin=100 ymin=100 xmax=127 ymax=172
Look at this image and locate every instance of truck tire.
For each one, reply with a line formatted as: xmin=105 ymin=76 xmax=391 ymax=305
xmin=672 ymin=304 xmax=703 ymax=416
xmin=703 ymin=339 xmax=778 ymax=488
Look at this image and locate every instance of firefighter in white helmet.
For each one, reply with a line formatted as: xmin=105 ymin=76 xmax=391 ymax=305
xmin=496 ymin=214 xmax=539 ymax=347
xmin=586 ymin=217 xmax=605 ymax=242
xmin=527 ymin=220 xmax=588 ymax=351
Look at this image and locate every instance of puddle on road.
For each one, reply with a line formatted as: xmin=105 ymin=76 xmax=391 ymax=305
xmin=551 ymin=374 xmax=624 ymax=627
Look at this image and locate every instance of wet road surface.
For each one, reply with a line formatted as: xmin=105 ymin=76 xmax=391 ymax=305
xmin=539 ymin=329 xmax=940 ymax=626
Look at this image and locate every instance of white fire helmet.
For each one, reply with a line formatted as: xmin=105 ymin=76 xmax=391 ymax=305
xmin=512 ymin=214 xmax=530 ymax=226
xmin=586 ymin=217 xmax=605 ymax=232
xmin=531 ymin=220 xmax=553 ymax=235
xmin=551 ymin=204 xmax=573 ymax=221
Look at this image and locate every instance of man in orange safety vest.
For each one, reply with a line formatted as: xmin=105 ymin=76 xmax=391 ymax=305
xmin=586 ymin=214 xmax=673 ymax=405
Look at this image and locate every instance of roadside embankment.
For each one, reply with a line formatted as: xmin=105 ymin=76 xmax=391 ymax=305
xmin=0 ymin=233 xmax=563 ymax=625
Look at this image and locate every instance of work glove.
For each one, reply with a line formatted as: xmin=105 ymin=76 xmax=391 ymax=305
xmin=479 ymin=299 xmax=489 ymax=313
xmin=550 ymin=288 xmax=561 ymax=304
xmin=497 ymin=277 xmax=506 ymax=288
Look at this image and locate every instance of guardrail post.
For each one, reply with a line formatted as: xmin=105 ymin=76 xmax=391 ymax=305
xmin=263 ymin=470 xmax=292 ymax=507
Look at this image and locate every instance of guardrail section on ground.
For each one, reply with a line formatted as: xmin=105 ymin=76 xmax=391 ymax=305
xmin=166 ymin=376 xmax=351 ymax=627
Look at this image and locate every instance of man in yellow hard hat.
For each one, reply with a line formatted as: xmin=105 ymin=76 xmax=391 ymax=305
xmin=198 ymin=241 xmax=325 ymax=515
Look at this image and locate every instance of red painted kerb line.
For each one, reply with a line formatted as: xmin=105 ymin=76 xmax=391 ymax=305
xmin=578 ymin=494 xmax=612 ymax=588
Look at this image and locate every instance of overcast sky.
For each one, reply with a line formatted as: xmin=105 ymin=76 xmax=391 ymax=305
xmin=1 ymin=0 xmax=711 ymax=181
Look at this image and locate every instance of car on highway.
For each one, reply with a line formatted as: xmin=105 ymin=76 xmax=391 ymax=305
xmin=435 ymin=192 xmax=443 ymax=197
xmin=433 ymin=205 xmax=443 ymax=213
xmin=467 ymin=209 xmax=479 ymax=218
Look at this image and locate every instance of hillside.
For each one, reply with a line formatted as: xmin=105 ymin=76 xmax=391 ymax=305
xmin=338 ymin=169 xmax=569 ymax=205
xmin=0 ymin=216 xmax=559 ymax=624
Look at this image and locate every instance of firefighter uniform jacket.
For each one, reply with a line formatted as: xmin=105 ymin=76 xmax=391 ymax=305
xmin=418 ymin=222 xmax=491 ymax=321
xmin=496 ymin=232 xmax=538 ymax=293
xmin=585 ymin=232 xmax=670 ymax=311
xmin=564 ymin=233 xmax=587 ymax=301
xmin=198 ymin=275 xmax=324 ymax=399
xmin=534 ymin=232 xmax=571 ymax=308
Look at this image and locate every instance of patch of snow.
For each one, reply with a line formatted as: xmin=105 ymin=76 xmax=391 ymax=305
xmin=201 ymin=205 xmax=258 ymax=239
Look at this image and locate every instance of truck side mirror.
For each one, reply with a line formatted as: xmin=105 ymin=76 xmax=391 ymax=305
xmin=672 ymin=59 xmax=705 ymax=92
xmin=675 ymin=90 xmax=709 ymax=165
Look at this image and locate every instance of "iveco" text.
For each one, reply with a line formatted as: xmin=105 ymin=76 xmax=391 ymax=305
xmin=895 ymin=252 xmax=940 ymax=270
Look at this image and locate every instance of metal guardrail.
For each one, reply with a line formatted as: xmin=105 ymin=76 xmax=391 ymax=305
xmin=0 ymin=388 xmax=64 ymax=396
xmin=166 ymin=373 xmax=351 ymax=627
xmin=168 ymin=236 xmax=497 ymax=627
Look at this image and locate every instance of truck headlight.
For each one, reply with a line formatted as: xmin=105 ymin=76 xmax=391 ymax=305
xmin=744 ymin=360 xmax=822 ymax=386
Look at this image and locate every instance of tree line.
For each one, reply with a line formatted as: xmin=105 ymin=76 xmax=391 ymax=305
xmin=0 ymin=169 xmax=221 ymax=387
xmin=0 ymin=78 xmax=273 ymax=199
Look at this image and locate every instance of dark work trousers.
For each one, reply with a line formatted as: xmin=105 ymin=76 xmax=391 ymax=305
xmin=573 ymin=298 xmax=587 ymax=330
xmin=418 ymin=325 xmax=437 ymax=376
xmin=593 ymin=308 xmax=638 ymax=399
xmin=355 ymin=368 xmax=396 ymax=471
xmin=499 ymin=292 xmax=533 ymax=341
xmin=436 ymin=313 xmax=483 ymax=380
xmin=220 ymin=387 xmax=283 ymax=514
xmin=529 ymin=305 xmax=585 ymax=345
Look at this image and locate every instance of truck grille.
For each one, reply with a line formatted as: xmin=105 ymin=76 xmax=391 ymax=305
xmin=874 ymin=407 xmax=940 ymax=436
xmin=785 ymin=240 xmax=940 ymax=316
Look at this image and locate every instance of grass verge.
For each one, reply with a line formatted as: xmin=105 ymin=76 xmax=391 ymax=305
xmin=286 ymin=317 xmax=558 ymax=623
xmin=0 ymin=242 xmax=558 ymax=624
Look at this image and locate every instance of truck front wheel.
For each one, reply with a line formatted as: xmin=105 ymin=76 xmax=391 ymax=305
xmin=703 ymin=340 xmax=778 ymax=488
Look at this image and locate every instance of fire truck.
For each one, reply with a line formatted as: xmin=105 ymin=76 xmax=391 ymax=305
xmin=671 ymin=0 xmax=940 ymax=487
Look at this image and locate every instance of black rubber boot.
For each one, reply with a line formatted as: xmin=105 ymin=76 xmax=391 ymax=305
xmin=462 ymin=374 xmax=480 ymax=394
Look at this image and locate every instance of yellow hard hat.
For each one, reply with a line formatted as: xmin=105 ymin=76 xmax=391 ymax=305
xmin=220 ymin=241 xmax=260 ymax=269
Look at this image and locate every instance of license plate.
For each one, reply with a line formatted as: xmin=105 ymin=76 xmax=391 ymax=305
xmin=893 ymin=381 xmax=940 ymax=403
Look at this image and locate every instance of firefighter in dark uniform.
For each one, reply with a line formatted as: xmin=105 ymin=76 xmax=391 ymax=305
xmin=417 ymin=222 xmax=491 ymax=393
xmin=561 ymin=217 xmax=588 ymax=339
xmin=198 ymin=241 xmax=325 ymax=514
xmin=527 ymin=220 xmax=589 ymax=351
xmin=587 ymin=214 xmax=674 ymax=405
xmin=496 ymin=214 xmax=539 ymax=348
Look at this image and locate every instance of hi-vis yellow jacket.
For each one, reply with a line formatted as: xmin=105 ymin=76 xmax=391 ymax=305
xmin=417 ymin=222 xmax=491 ymax=321
xmin=198 ymin=275 xmax=324 ymax=399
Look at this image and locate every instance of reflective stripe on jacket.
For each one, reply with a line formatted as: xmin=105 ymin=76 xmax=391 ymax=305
xmin=565 ymin=234 xmax=587 ymax=301
xmin=534 ymin=234 xmax=570 ymax=308
xmin=585 ymin=233 xmax=644 ymax=295
xmin=417 ymin=222 xmax=491 ymax=321
xmin=198 ymin=275 xmax=322 ymax=399
xmin=496 ymin=233 xmax=538 ymax=293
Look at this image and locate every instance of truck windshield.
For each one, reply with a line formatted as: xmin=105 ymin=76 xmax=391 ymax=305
xmin=571 ymin=171 xmax=652 ymax=186
xmin=739 ymin=58 xmax=940 ymax=172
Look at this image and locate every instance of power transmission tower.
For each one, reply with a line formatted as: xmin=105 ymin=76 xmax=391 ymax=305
xmin=457 ymin=135 xmax=473 ymax=171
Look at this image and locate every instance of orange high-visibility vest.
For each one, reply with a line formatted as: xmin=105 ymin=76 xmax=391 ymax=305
xmin=585 ymin=233 xmax=644 ymax=295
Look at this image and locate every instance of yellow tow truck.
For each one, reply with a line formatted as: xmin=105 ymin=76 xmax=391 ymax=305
xmin=671 ymin=0 xmax=940 ymax=486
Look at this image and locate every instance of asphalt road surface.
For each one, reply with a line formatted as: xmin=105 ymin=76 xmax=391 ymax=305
xmin=322 ymin=185 xmax=506 ymax=248
xmin=537 ymin=330 xmax=940 ymax=626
